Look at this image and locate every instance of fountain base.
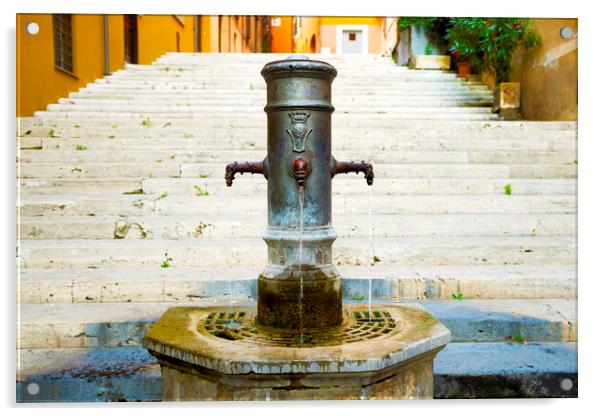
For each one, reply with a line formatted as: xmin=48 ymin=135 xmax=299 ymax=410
xmin=143 ymin=304 xmax=451 ymax=401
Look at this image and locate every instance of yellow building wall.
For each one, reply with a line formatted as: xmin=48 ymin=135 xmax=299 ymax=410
xmin=17 ymin=14 xmax=108 ymax=117
xmin=199 ymin=15 xmax=219 ymax=52
xmin=107 ymin=15 xmax=125 ymax=73
xmin=17 ymin=14 xmax=200 ymax=116
xmin=293 ymin=17 xmax=320 ymax=53
xmin=515 ymin=18 xmax=577 ymax=121
xmin=480 ymin=18 xmax=578 ymax=121
xmin=137 ymin=15 xmax=195 ymax=64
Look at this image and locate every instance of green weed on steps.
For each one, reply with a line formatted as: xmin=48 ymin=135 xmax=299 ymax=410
xmin=452 ymin=293 xmax=464 ymax=301
xmin=512 ymin=331 xmax=525 ymax=343
xmin=194 ymin=185 xmax=209 ymax=196
xmin=504 ymin=183 xmax=512 ymax=195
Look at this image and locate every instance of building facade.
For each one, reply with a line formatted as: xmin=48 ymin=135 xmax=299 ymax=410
xmin=269 ymin=16 xmax=398 ymax=55
xmin=17 ymin=14 xmax=270 ymax=116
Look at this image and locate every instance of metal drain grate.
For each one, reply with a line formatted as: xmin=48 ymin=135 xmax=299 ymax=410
xmin=199 ymin=309 xmax=398 ymax=347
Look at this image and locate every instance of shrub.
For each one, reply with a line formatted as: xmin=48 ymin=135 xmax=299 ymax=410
xmin=446 ymin=18 xmax=539 ymax=83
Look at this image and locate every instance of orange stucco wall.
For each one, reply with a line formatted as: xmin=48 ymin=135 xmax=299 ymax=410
xmin=107 ymin=15 xmax=125 ymax=73
xmin=17 ymin=14 xmax=108 ymax=117
xmin=270 ymin=16 xmax=293 ymax=53
xmin=17 ymin=14 xmax=198 ymax=116
xmin=137 ymin=15 xmax=195 ymax=64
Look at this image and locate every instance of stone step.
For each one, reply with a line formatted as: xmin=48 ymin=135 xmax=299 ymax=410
xmin=18 ymin=177 xmax=576 ymax=197
xmin=19 ymin=213 xmax=576 ymax=240
xmin=18 ymin=236 xmax=576 ymax=269
xmin=19 ymin=126 xmax=577 ymax=142
xmin=18 ymin=148 xmax=576 ymax=165
xmin=17 ymin=161 xmax=576 ymax=180
xmin=19 ymin=178 xmax=142 ymax=195
xmin=18 ymin=117 xmax=576 ymax=131
xmin=33 ymin=111 xmax=501 ymax=121
xmin=16 ymin=299 xmax=576 ymax=349
xmin=17 ymin=347 xmax=162 ymax=402
xmin=61 ymin=93 xmax=494 ymax=102
xmin=433 ymin=341 xmax=577 ymax=398
xmin=54 ymin=99 xmax=494 ymax=109
xmin=21 ymin=130 xmax=572 ymax=148
xmin=68 ymin=90 xmax=495 ymax=99
xmin=19 ymin=265 xmax=576 ymax=304
xmin=85 ymin=76 xmax=489 ymax=85
xmin=18 ymin=194 xmax=576 ymax=217
xmin=81 ymin=83 xmax=493 ymax=94
xmin=18 ymin=148 xmax=576 ymax=166
xmin=114 ymin=66 xmax=439 ymax=73
xmin=16 ymin=342 xmax=577 ymax=402
xmin=106 ymin=75 xmax=473 ymax=83
xmin=19 ymin=161 xmax=182 ymax=179
xmin=97 ymin=75 xmax=485 ymax=84
xmin=434 ymin=342 xmax=578 ymax=399
xmin=141 ymin=178 xmax=576 ymax=196
xmin=44 ymin=105 xmax=495 ymax=115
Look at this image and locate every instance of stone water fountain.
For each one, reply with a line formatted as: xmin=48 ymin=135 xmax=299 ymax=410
xmin=143 ymin=55 xmax=450 ymax=400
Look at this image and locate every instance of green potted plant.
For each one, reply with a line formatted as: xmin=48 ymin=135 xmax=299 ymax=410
xmin=479 ymin=18 xmax=539 ymax=116
xmin=445 ymin=17 xmax=486 ymax=77
xmin=445 ymin=18 xmax=539 ymax=116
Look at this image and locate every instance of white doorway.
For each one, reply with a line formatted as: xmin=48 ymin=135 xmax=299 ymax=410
xmin=336 ymin=25 xmax=369 ymax=54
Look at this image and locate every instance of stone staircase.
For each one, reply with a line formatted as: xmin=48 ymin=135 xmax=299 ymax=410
xmin=17 ymin=53 xmax=577 ymax=401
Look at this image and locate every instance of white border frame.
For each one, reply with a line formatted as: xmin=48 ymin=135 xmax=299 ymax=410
xmin=335 ymin=24 xmax=369 ymax=54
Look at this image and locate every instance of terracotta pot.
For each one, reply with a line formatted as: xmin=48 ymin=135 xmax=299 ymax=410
xmin=456 ymin=61 xmax=471 ymax=77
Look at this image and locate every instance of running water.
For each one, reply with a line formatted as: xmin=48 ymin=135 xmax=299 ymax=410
xmin=367 ymin=184 xmax=374 ymax=321
xmin=228 ymin=277 xmax=234 ymax=326
xmin=297 ymin=186 xmax=305 ymax=342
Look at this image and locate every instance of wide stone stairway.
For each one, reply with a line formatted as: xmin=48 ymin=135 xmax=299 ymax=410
xmin=17 ymin=53 xmax=577 ymax=401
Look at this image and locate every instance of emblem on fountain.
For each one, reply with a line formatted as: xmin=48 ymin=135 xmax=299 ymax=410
xmin=143 ymin=55 xmax=450 ymax=401
xmin=287 ymin=111 xmax=312 ymax=153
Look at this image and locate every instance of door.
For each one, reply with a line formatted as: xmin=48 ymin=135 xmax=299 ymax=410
xmin=124 ymin=15 xmax=138 ymax=64
xmin=342 ymin=30 xmax=363 ymax=54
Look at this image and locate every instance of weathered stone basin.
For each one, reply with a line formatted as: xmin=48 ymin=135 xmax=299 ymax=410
xmin=143 ymin=304 xmax=450 ymax=400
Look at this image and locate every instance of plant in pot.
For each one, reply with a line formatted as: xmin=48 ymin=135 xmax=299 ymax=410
xmin=479 ymin=18 xmax=540 ymax=117
xmin=445 ymin=17 xmax=486 ymax=77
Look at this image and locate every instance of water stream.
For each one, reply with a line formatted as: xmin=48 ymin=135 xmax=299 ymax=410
xmin=228 ymin=277 xmax=234 ymax=326
xmin=298 ymin=186 xmax=305 ymax=341
xmin=367 ymin=184 xmax=374 ymax=321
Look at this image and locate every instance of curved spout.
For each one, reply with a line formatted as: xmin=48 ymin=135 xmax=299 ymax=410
xmin=225 ymin=158 xmax=268 ymax=187
xmin=331 ymin=158 xmax=374 ymax=185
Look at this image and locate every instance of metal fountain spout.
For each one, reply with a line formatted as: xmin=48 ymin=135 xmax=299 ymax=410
xmin=224 ymin=55 xmax=373 ymax=331
xmin=225 ymin=159 xmax=268 ymax=187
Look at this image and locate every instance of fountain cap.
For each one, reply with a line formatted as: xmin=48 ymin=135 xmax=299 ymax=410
xmin=261 ymin=55 xmax=337 ymax=82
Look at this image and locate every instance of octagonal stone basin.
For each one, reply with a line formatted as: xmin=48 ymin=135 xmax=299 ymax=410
xmin=143 ymin=304 xmax=451 ymax=400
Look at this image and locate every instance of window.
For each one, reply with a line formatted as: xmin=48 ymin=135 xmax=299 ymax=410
xmin=53 ymin=14 xmax=73 ymax=73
